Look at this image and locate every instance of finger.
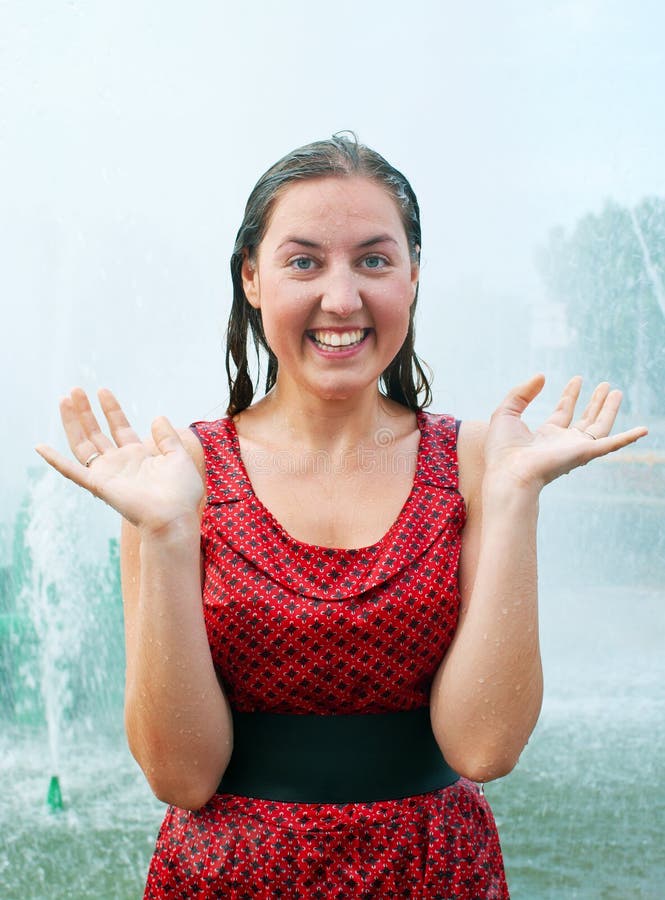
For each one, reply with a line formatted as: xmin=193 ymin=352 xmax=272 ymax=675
xmin=59 ymin=396 xmax=105 ymax=465
xmin=35 ymin=444 xmax=99 ymax=494
xmin=496 ymin=373 xmax=546 ymax=417
xmin=70 ymin=388 xmax=115 ymax=452
xmin=587 ymin=388 xmax=623 ymax=436
xmin=574 ymin=382 xmax=611 ymax=429
xmin=150 ymin=416 xmax=185 ymax=455
xmin=578 ymin=425 xmax=648 ymax=461
xmin=98 ymin=388 xmax=142 ymax=446
xmin=545 ymin=375 xmax=582 ymax=428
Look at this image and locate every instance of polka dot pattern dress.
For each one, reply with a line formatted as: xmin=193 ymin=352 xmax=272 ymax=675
xmin=144 ymin=412 xmax=509 ymax=899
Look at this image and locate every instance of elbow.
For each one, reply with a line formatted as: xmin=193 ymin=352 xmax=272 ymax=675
xmin=450 ymin=750 xmax=520 ymax=784
xmin=434 ymin=727 xmax=528 ymax=784
xmin=125 ymin=724 xmax=232 ymax=811
xmin=432 ymin=691 xmax=543 ymax=784
xmin=140 ymin=757 xmax=230 ymax=811
xmin=149 ymin=775 xmax=221 ymax=811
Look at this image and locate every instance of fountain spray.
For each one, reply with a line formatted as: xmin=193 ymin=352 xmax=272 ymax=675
xmin=19 ymin=469 xmax=99 ymax=812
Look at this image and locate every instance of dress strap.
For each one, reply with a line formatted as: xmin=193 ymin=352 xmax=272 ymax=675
xmin=190 ymin=418 xmax=253 ymax=505
xmin=415 ymin=412 xmax=461 ymax=493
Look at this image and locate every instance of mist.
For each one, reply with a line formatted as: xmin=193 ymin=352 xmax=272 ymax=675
xmin=2 ymin=0 xmax=664 ymax=532
xmin=1 ymin=3 xmax=664 ymax=896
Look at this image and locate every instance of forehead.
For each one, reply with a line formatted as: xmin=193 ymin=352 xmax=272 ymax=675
xmin=264 ymin=176 xmax=406 ymax=242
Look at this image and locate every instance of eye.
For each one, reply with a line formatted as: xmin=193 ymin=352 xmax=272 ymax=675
xmin=289 ymin=256 xmax=315 ymax=271
xmin=362 ymin=255 xmax=388 ymax=269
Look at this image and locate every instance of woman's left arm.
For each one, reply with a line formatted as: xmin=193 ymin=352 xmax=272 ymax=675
xmin=429 ymin=374 xmax=648 ymax=783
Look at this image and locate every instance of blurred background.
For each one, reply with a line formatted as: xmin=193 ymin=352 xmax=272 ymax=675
xmin=1 ymin=1 xmax=663 ymax=897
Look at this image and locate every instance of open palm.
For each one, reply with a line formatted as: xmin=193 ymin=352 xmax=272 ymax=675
xmin=484 ymin=375 xmax=648 ymax=490
xmin=36 ymin=388 xmax=203 ymax=534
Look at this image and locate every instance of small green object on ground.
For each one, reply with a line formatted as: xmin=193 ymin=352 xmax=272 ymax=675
xmin=47 ymin=775 xmax=64 ymax=812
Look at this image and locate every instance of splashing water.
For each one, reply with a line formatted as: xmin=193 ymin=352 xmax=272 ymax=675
xmin=18 ymin=469 xmax=113 ymax=796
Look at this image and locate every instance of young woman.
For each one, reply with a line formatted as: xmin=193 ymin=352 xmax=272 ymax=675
xmin=37 ymin=136 xmax=647 ymax=898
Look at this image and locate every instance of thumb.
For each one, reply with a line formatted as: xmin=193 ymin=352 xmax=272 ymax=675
xmin=496 ymin=374 xmax=546 ymax=417
xmin=150 ymin=416 xmax=185 ymax=455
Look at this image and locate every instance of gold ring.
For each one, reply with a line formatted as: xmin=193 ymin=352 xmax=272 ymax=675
xmin=84 ymin=452 xmax=102 ymax=467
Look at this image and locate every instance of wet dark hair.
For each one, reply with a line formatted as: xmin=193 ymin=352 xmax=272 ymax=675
xmin=225 ymin=133 xmax=432 ymax=415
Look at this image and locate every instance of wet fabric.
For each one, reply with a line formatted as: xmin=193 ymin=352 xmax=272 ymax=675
xmin=144 ymin=412 xmax=509 ymax=899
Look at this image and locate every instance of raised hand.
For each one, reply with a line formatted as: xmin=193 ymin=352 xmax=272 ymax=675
xmin=36 ymin=388 xmax=204 ymax=535
xmin=483 ymin=374 xmax=649 ymax=491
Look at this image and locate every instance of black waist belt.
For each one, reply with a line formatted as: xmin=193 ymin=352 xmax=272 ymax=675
xmin=216 ymin=707 xmax=459 ymax=803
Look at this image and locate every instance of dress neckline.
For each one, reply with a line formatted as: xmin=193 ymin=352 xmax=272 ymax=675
xmin=224 ymin=411 xmax=429 ymax=555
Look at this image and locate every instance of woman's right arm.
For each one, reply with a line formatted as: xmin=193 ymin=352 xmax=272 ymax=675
xmin=37 ymin=389 xmax=233 ymax=810
xmin=120 ymin=429 xmax=233 ymax=810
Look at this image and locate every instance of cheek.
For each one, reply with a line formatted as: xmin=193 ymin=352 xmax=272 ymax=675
xmin=380 ymin=281 xmax=414 ymax=325
xmin=381 ymin=291 xmax=414 ymax=348
xmin=258 ymin=288 xmax=313 ymax=348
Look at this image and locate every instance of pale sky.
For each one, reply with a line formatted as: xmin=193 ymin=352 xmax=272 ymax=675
xmin=2 ymin=0 xmax=664 ymax=533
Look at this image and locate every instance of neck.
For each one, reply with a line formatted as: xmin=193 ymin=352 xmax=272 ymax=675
xmin=251 ymin=381 xmax=403 ymax=453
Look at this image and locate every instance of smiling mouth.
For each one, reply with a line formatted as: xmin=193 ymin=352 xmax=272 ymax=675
xmin=308 ymin=328 xmax=371 ymax=351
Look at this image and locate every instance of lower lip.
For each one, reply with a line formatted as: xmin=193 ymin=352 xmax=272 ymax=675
xmin=307 ymin=330 xmax=372 ymax=359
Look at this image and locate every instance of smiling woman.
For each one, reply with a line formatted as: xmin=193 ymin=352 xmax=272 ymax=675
xmin=239 ymin=176 xmax=419 ymax=403
xmin=36 ymin=133 xmax=648 ymax=899
xmin=225 ymin=136 xmax=430 ymax=419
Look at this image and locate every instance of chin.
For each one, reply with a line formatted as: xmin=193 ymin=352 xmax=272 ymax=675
xmin=311 ymin=377 xmax=373 ymax=402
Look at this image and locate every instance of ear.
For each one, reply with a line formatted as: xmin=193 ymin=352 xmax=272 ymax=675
xmin=241 ymin=251 xmax=261 ymax=309
xmin=410 ymin=247 xmax=420 ymax=303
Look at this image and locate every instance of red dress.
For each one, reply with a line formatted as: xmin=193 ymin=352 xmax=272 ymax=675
xmin=144 ymin=412 xmax=509 ymax=899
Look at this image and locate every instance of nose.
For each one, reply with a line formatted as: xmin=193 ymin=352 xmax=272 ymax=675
xmin=319 ymin=268 xmax=363 ymax=318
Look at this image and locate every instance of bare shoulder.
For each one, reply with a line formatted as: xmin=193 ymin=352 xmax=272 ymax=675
xmin=457 ymin=419 xmax=488 ymax=456
xmin=457 ymin=420 xmax=488 ymax=512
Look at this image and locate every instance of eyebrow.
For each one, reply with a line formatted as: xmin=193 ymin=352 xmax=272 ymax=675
xmin=276 ymin=234 xmax=399 ymax=251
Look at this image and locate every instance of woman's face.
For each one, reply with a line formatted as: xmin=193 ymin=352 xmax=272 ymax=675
xmin=241 ymin=175 xmax=419 ymax=403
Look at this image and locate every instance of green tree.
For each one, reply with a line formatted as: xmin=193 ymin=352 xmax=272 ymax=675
xmin=537 ymin=197 xmax=665 ymax=416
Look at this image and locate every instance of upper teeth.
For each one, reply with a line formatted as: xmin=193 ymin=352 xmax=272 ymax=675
xmin=311 ymin=329 xmax=365 ymax=347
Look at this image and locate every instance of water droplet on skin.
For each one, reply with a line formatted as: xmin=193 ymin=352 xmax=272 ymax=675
xmin=478 ymin=677 xmax=485 ymax=684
